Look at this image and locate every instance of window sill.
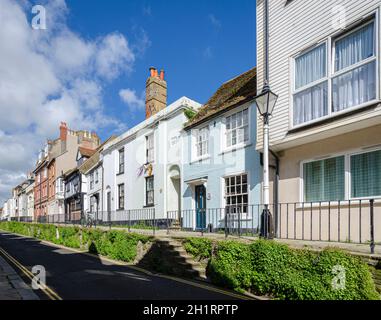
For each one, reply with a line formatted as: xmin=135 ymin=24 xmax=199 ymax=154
xmin=116 ymin=209 xmax=125 ymax=212
xmin=288 ymin=100 xmax=380 ymax=134
xmin=219 ymin=143 xmax=252 ymax=155
xmin=116 ymin=172 xmax=124 ymax=176
xmin=143 ymin=204 xmax=155 ymax=208
xmin=190 ymin=155 xmax=211 ymax=164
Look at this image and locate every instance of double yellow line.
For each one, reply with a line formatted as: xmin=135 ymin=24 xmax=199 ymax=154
xmin=0 ymin=246 xmax=62 ymax=300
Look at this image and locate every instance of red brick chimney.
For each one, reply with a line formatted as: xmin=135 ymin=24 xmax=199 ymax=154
xmin=145 ymin=67 xmax=167 ymax=119
xmin=59 ymin=122 xmax=68 ymax=141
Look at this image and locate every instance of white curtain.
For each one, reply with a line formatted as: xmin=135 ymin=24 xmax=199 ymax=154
xmin=294 ymin=82 xmax=328 ymax=125
xmin=333 ymin=22 xmax=376 ymax=112
xmin=294 ymin=44 xmax=327 ymax=125
xmin=295 ymin=44 xmax=326 ymax=89
xmin=335 ymin=22 xmax=374 ymax=71
xmin=333 ymin=61 xmax=376 ymax=112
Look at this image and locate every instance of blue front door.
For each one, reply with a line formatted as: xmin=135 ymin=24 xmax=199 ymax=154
xmin=195 ymin=185 xmax=206 ymax=229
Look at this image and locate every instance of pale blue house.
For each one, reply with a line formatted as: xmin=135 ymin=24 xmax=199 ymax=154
xmin=180 ymin=68 xmax=262 ymax=232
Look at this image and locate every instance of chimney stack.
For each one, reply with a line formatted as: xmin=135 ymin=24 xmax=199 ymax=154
xmin=59 ymin=122 xmax=68 ymax=141
xmin=145 ymin=66 xmax=167 ymax=119
xmin=59 ymin=122 xmax=68 ymax=153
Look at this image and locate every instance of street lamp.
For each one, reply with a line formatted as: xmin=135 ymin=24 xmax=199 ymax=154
xmin=254 ymin=83 xmax=278 ymax=239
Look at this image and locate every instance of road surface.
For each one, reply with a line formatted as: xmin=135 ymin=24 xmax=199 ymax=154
xmin=0 ymin=231 xmax=245 ymax=300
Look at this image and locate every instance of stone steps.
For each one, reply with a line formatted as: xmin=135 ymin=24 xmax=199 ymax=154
xmin=137 ymin=238 xmax=207 ymax=280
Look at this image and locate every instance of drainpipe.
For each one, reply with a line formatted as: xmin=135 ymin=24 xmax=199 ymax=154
xmin=270 ymin=150 xmax=280 ymax=237
xmin=264 ymin=0 xmax=270 ymax=85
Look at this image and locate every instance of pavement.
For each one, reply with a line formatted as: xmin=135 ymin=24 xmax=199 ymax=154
xmin=0 ymin=231 xmax=248 ymax=300
xmin=0 ymin=252 xmax=39 ymax=300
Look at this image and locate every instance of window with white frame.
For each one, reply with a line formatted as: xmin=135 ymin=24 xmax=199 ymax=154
xmin=195 ymin=126 xmax=209 ymax=158
xmin=146 ymin=134 xmax=154 ymax=163
xmin=90 ymin=172 xmax=94 ymax=190
xmin=118 ymin=148 xmax=125 ymax=174
xmin=293 ymin=43 xmax=328 ymax=125
xmin=118 ymin=184 xmax=124 ymax=210
xmin=333 ymin=20 xmax=376 ymax=112
xmin=95 ymin=169 xmax=99 ymax=184
xmin=350 ymin=149 xmax=381 ymax=198
xmin=302 ymin=149 xmax=381 ymax=202
xmin=146 ymin=176 xmax=154 ymax=206
xmin=293 ymin=18 xmax=377 ymax=127
xmin=226 ymin=109 xmax=249 ymax=148
xmin=303 ymin=156 xmax=345 ymax=202
xmin=224 ymin=174 xmax=248 ymax=214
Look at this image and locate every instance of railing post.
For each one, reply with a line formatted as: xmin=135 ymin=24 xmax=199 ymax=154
xmin=224 ymin=208 xmax=228 ymax=239
xmin=128 ymin=210 xmax=131 ymax=233
xmin=153 ymin=208 xmax=155 ymax=236
xmin=167 ymin=211 xmax=170 ymax=235
xmin=370 ymin=199 xmax=375 ymax=255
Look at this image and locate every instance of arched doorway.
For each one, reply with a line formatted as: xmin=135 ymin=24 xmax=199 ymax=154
xmin=167 ymin=165 xmax=181 ymax=217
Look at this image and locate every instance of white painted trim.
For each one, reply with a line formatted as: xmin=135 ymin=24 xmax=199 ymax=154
xmin=299 ymin=146 xmax=381 ymax=202
xmin=290 ymin=11 xmax=380 ymax=129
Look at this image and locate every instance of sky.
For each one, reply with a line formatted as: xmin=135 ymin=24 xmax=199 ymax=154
xmin=0 ymin=0 xmax=256 ymax=204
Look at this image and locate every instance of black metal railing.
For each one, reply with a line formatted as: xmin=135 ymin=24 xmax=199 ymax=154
xmin=9 ymin=199 xmax=380 ymax=253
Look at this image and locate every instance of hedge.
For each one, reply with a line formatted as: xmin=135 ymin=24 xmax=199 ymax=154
xmin=0 ymin=221 xmax=151 ymax=263
xmin=182 ymin=238 xmax=213 ymax=260
xmin=206 ymin=239 xmax=380 ymax=300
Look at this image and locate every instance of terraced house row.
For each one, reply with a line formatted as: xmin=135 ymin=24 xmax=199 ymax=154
xmin=1 ymin=0 xmax=381 ymax=246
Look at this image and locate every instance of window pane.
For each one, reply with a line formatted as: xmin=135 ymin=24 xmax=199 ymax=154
xmin=293 ymin=81 xmax=328 ymax=125
xmin=304 ymin=156 xmax=345 ymax=202
xmin=351 ymin=150 xmax=381 ymax=198
xmin=295 ymin=44 xmax=326 ymax=89
xmin=323 ymin=157 xmax=345 ymax=201
xmin=332 ymin=61 xmax=376 ymax=112
xmin=304 ymin=161 xmax=323 ymax=202
xmin=335 ymin=22 xmax=374 ymax=71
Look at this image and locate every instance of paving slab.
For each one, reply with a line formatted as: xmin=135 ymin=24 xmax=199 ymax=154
xmin=0 ymin=254 xmax=39 ymax=300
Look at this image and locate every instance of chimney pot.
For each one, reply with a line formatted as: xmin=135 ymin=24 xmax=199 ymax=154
xmin=149 ymin=67 xmax=156 ymax=77
xmin=160 ymin=69 xmax=165 ymax=80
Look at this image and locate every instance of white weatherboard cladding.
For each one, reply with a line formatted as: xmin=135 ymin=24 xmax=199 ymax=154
xmin=256 ymin=0 xmax=381 ymax=150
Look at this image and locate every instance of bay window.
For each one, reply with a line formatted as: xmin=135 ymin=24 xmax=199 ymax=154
xmin=293 ymin=18 xmax=378 ymax=127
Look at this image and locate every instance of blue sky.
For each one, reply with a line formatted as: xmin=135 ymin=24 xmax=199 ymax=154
xmin=65 ymin=0 xmax=257 ymax=140
xmin=0 ymin=0 xmax=256 ymax=203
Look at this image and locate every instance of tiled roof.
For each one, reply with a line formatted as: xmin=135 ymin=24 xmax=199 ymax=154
xmin=184 ymin=67 xmax=257 ymax=129
xmin=78 ymin=135 xmax=117 ymax=174
xmin=78 ymin=147 xmax=96 ymax=158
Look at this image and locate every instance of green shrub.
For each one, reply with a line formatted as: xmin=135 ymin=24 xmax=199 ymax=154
xmin=183 ymin=238 xmax=212 ymax=260
xmin=0 ymin=222 xmax=151 ymax=263
xmin=207 ymin=239 xmax=380 ymax=300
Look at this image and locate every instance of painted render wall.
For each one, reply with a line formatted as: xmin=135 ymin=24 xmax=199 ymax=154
xmin=182 ymin=101 xmax=262 ymax=229
xmin=102 ymin=97 xmax=201 ymax=220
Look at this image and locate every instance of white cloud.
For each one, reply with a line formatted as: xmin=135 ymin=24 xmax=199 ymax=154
xmin=119 ymin=89 xmax=145 ymax=111
xmin=95 ymin=33 xmax=135 ymax=80
xmin=208 ymin=14 xmax=222 ymax=29
xmin=0 ymin=0 xmax=147 ymax=204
